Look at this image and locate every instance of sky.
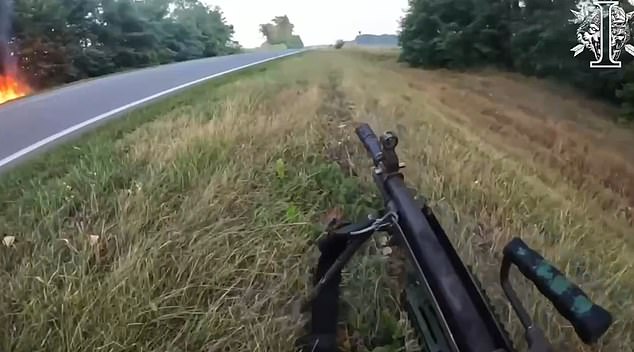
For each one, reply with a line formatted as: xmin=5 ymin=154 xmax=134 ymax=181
xmin=204 ymin=0 xmax=410 ymax=48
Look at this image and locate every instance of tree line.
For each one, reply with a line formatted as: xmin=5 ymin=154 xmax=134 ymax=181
xmin=5 ymin=0 xmax=239 ymax=89
xmin=398 ymin=0 xmax=634 ymax=120
xmin=259 ymin=15 xmax=304 ymax=49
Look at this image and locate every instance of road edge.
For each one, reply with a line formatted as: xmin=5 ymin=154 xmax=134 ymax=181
xmin=0 ymin=49 xmax=307 ymax=172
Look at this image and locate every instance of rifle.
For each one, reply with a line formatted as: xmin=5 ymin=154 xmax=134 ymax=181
xmin=297 ymin=123 xmax=613 ymax=352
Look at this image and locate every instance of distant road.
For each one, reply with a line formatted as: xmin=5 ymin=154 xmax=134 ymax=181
xmin=0 ymin=49 xmax=305 ymax=172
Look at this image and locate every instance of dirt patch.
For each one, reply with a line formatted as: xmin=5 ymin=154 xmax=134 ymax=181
xmin=318 ymin=70 xmax=359 ymax=176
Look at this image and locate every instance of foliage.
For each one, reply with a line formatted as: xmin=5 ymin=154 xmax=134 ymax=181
xmin=6 ymin=0 xmax=240 ymax=89
xmin=398 ymin=0 xmax=634 ymax=120
xmin=335 ymin=39 xmax=345 ymax=49
xmin=259 ymin=15 xmax=304 ymax=49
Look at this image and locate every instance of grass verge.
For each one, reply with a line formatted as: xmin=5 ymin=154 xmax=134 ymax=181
xmin=1 ymin=50 xmax=632 ymax=352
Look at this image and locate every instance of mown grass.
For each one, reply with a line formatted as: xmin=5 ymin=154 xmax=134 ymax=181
xmin=1 ymin=50 xmax=632 ymax=352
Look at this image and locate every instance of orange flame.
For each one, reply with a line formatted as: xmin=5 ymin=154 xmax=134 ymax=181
xmin=0 ymin=74 xmax=31 ymax=105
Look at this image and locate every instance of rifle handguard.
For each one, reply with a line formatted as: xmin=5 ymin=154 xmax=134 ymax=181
xmin=503 ymin=238 xmax=613 ymax=344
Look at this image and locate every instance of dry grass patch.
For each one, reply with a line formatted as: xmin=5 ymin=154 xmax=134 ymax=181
xmin=0 ymin=52 xmax=415 ymax=352
xmin=401 ymin=67 xmax=634 ymax=218
xmin=336 ymin=49 xmax=633 ymax=351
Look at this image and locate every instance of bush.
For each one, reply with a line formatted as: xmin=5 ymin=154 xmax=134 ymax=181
xmin=334 ymin=40 xmax=345 ymax=49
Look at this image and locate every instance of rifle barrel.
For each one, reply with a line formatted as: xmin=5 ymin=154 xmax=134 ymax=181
xmin=355 ymin=123 xmax=383 ymax=167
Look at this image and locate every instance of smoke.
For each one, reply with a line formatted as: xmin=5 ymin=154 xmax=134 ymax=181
xmin=0 ymin=0 xmax=15 ymax=76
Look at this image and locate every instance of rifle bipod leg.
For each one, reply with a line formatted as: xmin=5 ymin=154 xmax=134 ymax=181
xmin=296 ymin=220 xmax=377 ymax=352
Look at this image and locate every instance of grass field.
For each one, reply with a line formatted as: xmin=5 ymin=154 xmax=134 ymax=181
xmin=0 ymin=50 xmax=632 ymax=352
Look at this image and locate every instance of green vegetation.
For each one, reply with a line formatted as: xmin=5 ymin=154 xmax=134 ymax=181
xmin=398 ymin=0 xmax=634 ymax=120
xmin=2 ymin=50 xmax=632 ymax=351
xmin=8 ymin=0 xmax=239 ymax=89
xmin=259 ymin=15 xmax=305 ymax=49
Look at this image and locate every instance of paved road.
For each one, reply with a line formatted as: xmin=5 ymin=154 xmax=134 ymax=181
xmin=0 ymin=49 xmax=304 ymax=172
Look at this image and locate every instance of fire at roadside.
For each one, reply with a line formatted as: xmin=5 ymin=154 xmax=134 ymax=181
xmin=0 ymin=0 xmax=30 ymax=105
xmin=0 ymin=74 xmax=30 ymax=105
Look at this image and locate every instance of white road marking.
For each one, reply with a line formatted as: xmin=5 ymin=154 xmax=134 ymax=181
xmin=0 ymin=50 xmax=304 ymax=169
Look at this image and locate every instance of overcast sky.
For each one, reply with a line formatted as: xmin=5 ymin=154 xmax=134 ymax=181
xmin=204 ymin=0 xmax=409 ymax=48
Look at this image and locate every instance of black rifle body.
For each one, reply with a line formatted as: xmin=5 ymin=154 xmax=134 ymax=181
xmin=364 ymin=131 xmax=512 ymax=352
xmin=299 ymin=123 xmax=612 ymax=352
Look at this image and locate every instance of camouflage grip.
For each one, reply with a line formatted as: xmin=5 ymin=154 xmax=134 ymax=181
xmin=503 ymin=238 xmax=612 ymax=344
